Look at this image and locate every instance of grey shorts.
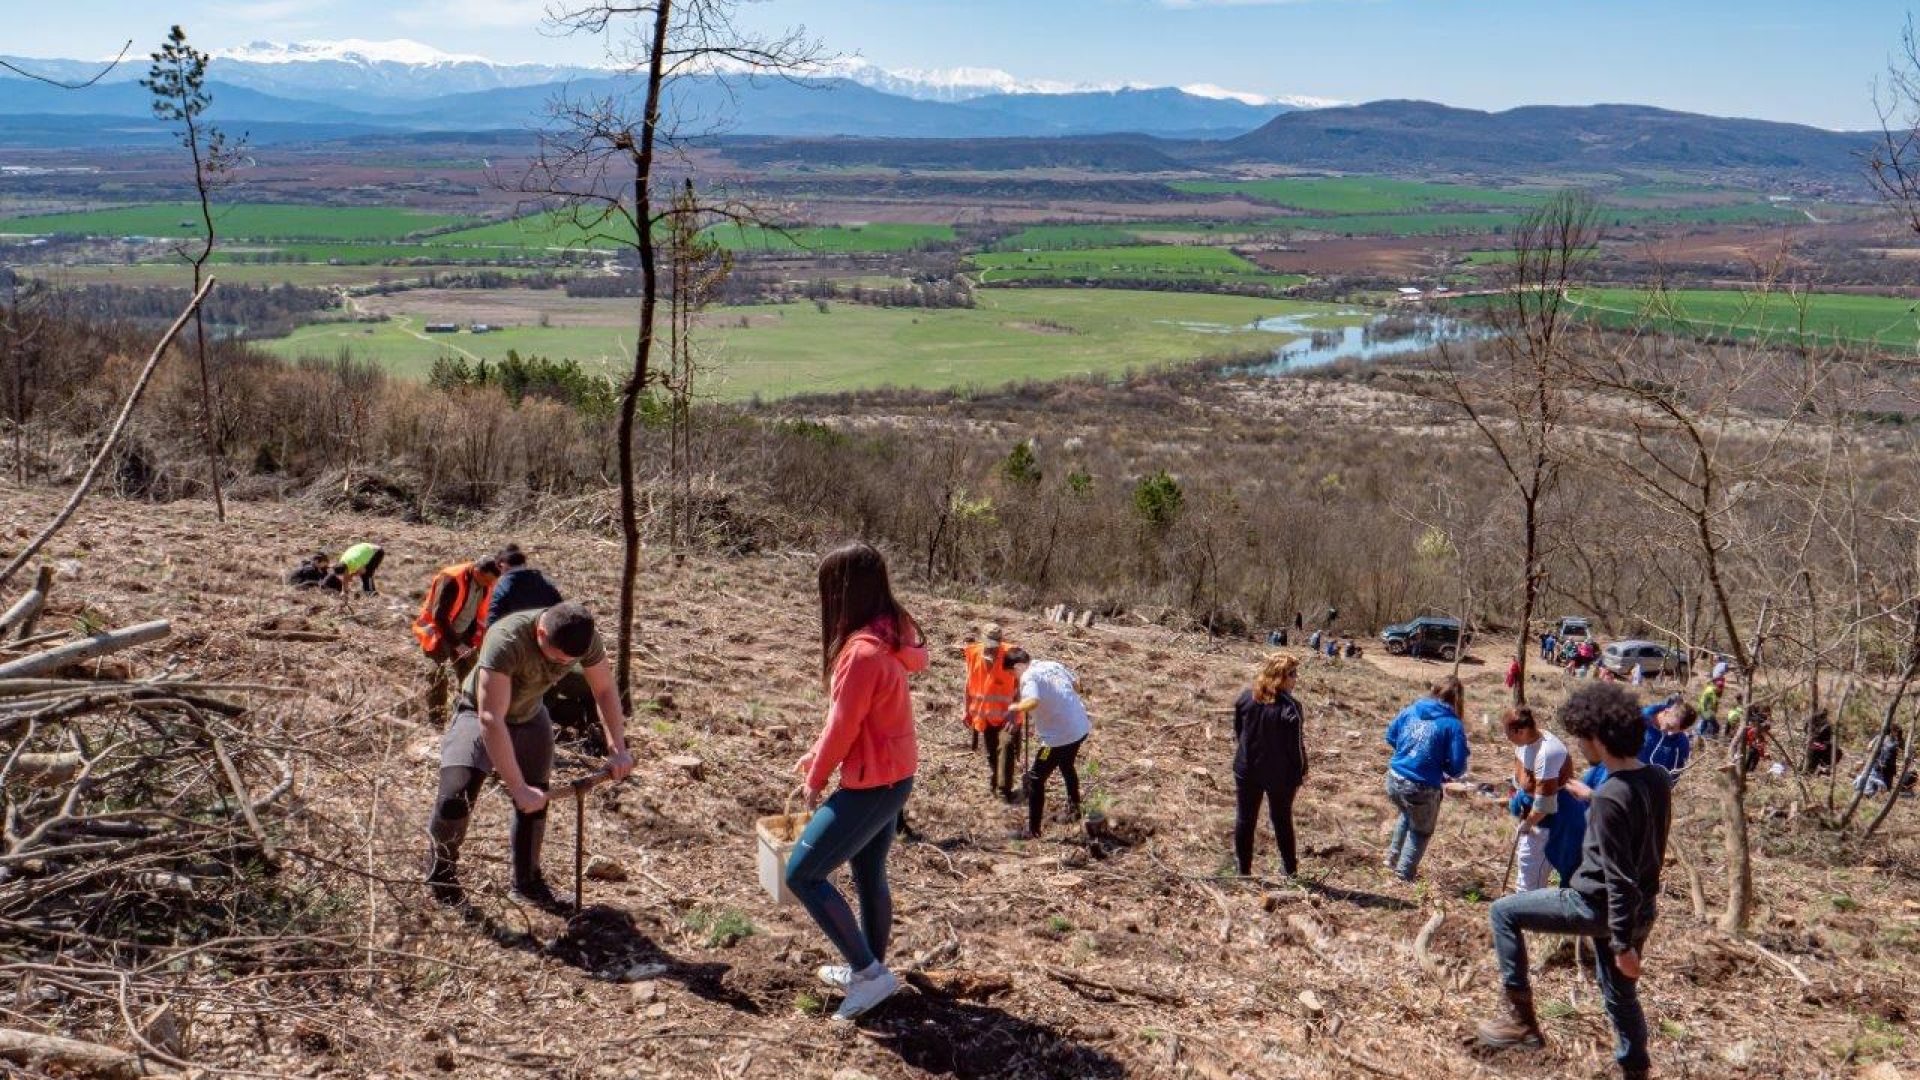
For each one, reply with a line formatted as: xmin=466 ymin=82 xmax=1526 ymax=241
xmin=440 ymin=704 xmax=554 ymax=788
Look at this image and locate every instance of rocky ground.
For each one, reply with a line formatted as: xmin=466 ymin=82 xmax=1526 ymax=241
xmin=2 ymin=488 xmax=1916 ymax=1079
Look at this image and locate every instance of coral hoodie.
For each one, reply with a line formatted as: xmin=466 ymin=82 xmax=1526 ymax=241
xmin=805 ymin=619 xmax=928 ymax=792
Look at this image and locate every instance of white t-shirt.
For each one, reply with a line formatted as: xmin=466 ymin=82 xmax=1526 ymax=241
xmin=1515 ymin=731 xmax=1569 ymax=792
xmin=1018 ymin=660 xmax=1092 ymax=748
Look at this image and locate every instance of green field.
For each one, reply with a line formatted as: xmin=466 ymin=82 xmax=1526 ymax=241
xmin=972 ymin=245 xmax=1304 ymax=287
xmin=1173 ymin=177 xmax=1546 ymax=213
xmin=992 ymin=224 xmax=1154 ymax=250
xmin=0 ymin=203 xmax=471 ymax=241
xmin=434 ymin=213 xmax=956 ymax=254
xmin=1564 ymin=288 xmax=1920 ymax=351
xmin=258 ymin=289 xmax=1354 ymax=396
xmin=1265 ymin=202 xmax=1809 ymax=238
xmin=8 ymin=262 xmax=549 ymax=287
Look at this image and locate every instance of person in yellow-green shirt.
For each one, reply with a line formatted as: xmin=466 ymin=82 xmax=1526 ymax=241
xmin=324 ymin=542 xmax=385 ymax=594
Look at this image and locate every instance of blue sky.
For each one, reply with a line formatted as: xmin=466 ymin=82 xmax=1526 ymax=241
xmin=11 ymin=0 xmax=1912 ymax=128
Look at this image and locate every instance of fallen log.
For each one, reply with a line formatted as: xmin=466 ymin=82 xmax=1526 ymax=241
xmin=0 ymin=1026 xmax=180 ymax=1079
xmin=4 ymin=751 xmax=82 ymax=788
xmin=0 ymin=566 xmax=54 ymax=638
xmin=0 ymin=621 xmax=171 ymax=680
xmin=904 ymin=969 xmax=1012 ymax=1001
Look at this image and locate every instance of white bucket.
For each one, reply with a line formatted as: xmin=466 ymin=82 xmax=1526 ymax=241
xmin=755 ymin=803 xmax=811 ymax=906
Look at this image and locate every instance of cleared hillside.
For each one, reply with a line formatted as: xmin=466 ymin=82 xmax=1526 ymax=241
xmin=0 ymin=488 xmax=1911 ymax=1078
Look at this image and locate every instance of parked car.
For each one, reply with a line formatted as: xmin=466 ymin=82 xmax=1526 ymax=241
xmin=1555 ymin=616 xmax=1593 ymax=641
xmin=1383 ymin=616 xmax=1468 ymax=661
xmin=1601 ymin=640 xmax=1690 ymax=680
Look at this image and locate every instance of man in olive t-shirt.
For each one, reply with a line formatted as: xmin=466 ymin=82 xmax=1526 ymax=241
xmin=426 ymin=603 xmax=634 ymax=908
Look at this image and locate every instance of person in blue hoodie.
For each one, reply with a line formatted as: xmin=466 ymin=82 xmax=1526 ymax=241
xmin=1383 ymin=676 xmax=1470 ymax=882
xmin=1638 ymin=698 xmax=1695 ymax=782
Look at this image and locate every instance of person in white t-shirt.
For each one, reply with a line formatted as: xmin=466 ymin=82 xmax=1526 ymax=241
xmin=1006 ymin=650 xmax=1093 ymax=839
xmin=1504 ymin=706 xmax=1572 ymax=892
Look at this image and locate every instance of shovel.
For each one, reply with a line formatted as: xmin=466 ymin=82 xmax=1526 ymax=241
xmin=547 ymin=766 xmax=615 ymax=914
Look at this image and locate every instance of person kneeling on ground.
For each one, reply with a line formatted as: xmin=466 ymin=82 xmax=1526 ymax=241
xmin=1476 ymin=682 xmax=1671 ymax=1080
xmin=1007 ymin=649 xmax=1093 ymax=840
xmin=287 ymin=551 xmax=330 ymax=589
xmin=1503 ymin=706 xmax=1577 ymax=892
xmin=1232 ymin=653 xmax=1308 ymax=878
xmin=424 ymin=602 xmax=634 ymax=910
xmin=1381 ymin=677 xmax=1469 ymax=882
xmin=787 ymin=542 xmax=926 ymax=1023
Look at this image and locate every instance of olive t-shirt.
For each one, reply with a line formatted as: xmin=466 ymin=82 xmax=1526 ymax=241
xmin=458 ymin=608 xmax=605 ymax=724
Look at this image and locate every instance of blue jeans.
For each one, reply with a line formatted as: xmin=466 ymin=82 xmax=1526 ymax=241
xmin=1489 ymin=888 xmax=1651 ymax=1073
xmin=1384 ymin=773 xmax=1443 ymax=880
xmin=785 ymin=778 xmax=914 ymax=971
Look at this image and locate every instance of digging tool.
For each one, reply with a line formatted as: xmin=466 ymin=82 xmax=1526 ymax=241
xmin=1500 ymin=821 xmax=1526 ymax=896
xmin=546 ymin=766 xmax=614 ymax=914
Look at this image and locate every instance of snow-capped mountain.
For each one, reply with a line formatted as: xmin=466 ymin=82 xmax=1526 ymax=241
xmin=200 ymin=39 xmax=607 ymax=104
xmin=211 ymin=39 xmax=496 ymax=67
xmin=0 ymin=38 xmax=1333 ymax=143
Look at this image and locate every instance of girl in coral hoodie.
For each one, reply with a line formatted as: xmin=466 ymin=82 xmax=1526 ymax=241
xmin=787 ymin=542 xmax=927 ymax=1022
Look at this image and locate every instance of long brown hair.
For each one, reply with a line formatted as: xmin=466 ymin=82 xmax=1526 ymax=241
xmin=818 ymin=542 xmax=914 ymax=688
xmin=1429 ymin=676 xmax=1465 ymax=719
xmin=1252 ymin=653 xmax=1299 ymax=705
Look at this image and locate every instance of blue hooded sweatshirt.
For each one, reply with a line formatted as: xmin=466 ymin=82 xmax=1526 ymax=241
xmin=1385 ymin=697 xmax=1470 ymax=787
xmin=1639 ymin=704 xmax=1692 ymax=776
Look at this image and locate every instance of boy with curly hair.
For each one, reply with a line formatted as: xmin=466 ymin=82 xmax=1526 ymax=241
xmin=1475 ymin=682 xmax=1672 ymax=1080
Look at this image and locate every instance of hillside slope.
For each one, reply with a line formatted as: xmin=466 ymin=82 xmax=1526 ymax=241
xmin=0 ymin=489 xmax=1909 ymax=1078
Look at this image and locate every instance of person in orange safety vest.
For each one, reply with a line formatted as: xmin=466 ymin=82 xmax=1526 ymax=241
xmin=414 ymin=555 xmax=503 ymax=718
xmin=962 ymin=624 xmax=1023 ymax=802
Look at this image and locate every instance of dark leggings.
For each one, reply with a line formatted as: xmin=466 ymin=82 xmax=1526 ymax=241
xmin=1233 ymin=775 xmax=1300 ymax=876
xmin=360 ymin=547 xmax=385 ymax=593
xmin=1026 ymin=736 xmax=1084 ymax=835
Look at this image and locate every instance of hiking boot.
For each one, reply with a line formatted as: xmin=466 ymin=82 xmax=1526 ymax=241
xmin=1474 ymin=989 xmax=1545 ymax=1051
xmin=427 ymin=863 xmax=465 ymax=907
xmin=509 ymin=874 xmax=573 ymax=913
xmin=816 ymin=964 xmax=852 ymax=990
xmin=1619 ymin=1068 xmax=1649 ymax=1080
xmin=831 ymin=963 xmax=899 ymax=1022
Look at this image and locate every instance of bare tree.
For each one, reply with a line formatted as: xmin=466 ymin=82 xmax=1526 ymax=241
xmin=1 ymin=43 xmax=130 ymax=87
xmin=0 ymin=276 xmax=50 ymax=485
xmin=144 ymin=26 xmax=243 ymax=522
xmin=664 ymin=178 xmax=732 ymax=548
xmin=1432 ymin=191 xmax=1596 ymax=703
xmin=530 ymin=0 xmax=821 ymax=702
xmin=1571 ymin=292 xmax=1818 ymax=934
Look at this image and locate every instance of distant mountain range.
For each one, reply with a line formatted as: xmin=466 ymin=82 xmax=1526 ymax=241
xmin=0 ymin=38 xmax=1306 ymax=143
xmin=1216 ymin=100 xmax=1872 ymax=174
xmin=0 ymin=39 xmax=1878 ymax=182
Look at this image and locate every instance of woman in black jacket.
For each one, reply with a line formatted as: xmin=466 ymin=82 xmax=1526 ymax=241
xmin=1233 ymin=653 xmax=1308 ymax=877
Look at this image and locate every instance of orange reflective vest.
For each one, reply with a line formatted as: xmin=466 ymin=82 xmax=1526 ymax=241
xmin=411 ymin=562 xmax=499 ymax=660
xmin=963 ymin=641 xmax=1019 ymax=731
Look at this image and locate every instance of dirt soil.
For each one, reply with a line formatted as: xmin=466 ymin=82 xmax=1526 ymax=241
xmin=4 ymin=489 xmax=1917 ymax=1079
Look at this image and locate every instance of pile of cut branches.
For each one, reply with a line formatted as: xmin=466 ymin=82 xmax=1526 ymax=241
xmin=0 ymin=565 xmax=345 ymax=1079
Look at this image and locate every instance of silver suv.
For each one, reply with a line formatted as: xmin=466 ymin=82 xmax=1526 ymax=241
xmin=1600 ymin=640 xmax=1689 ymax=680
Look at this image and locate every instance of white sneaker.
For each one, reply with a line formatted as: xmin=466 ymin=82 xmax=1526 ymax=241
xmin=816 ymin=964 xmax=851 ymax=990
xmin=831 ymin=963 xmax=899 ymax=1022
